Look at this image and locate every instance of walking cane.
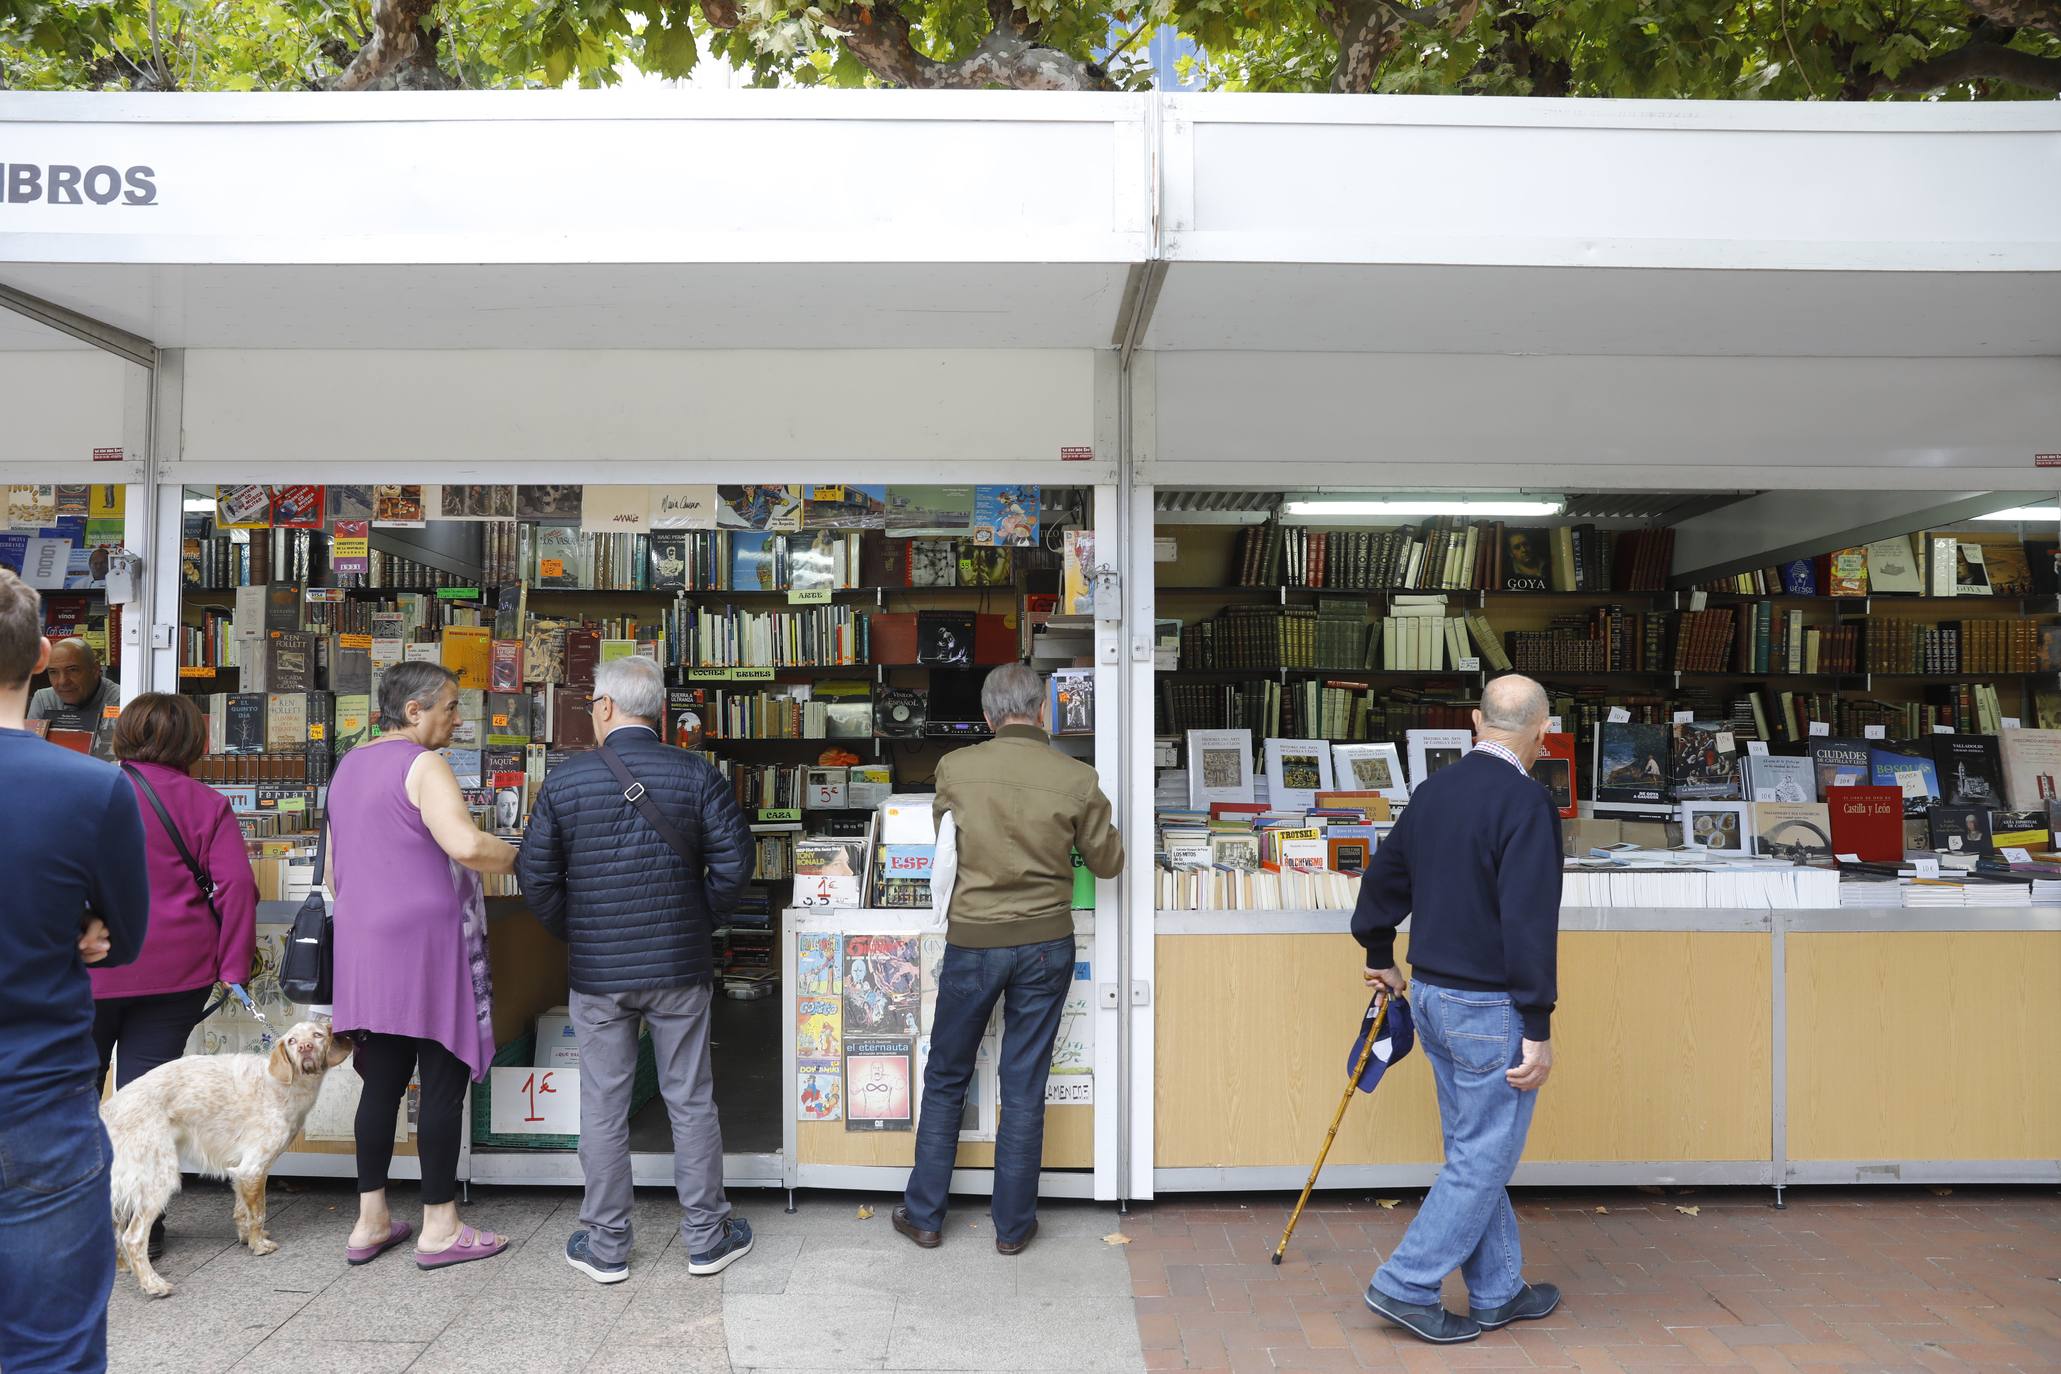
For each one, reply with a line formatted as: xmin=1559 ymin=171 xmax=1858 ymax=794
xmin=1272 ymin=993 xmax=1389 ymax=1265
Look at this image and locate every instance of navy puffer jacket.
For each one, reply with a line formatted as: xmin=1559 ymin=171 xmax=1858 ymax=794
xmin=517 ymin=726 xmax=753 ymax=994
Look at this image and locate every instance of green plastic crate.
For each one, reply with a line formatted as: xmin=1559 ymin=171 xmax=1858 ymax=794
xmin=470 ymin=1026 xmax=659 ymax=1151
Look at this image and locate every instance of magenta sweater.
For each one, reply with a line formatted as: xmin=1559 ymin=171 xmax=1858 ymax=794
xmin=92 ymin=760 xmax=259 ymax=1000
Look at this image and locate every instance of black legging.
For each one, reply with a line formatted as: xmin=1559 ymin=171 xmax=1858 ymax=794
xmin=353 ymin=1031 xmax=469 ymax=1206
xmin=94 ymin=987 xmax=212 ymax=1094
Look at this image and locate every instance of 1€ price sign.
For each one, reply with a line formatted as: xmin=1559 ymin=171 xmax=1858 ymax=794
xmin=489 ymin=1066 xmax=580 ymax=1135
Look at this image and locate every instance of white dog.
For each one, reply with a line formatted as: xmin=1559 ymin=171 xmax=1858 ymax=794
xmin=103 ymin=1020 xmax=351 ymax=1297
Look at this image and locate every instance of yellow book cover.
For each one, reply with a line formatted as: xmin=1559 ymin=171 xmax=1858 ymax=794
xmin=441 ymin=626 xmax=492 ymax=690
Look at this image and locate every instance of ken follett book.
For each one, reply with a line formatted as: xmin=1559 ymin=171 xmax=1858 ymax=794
xmin=1827 ymin=786 xmax=1904 ymax=863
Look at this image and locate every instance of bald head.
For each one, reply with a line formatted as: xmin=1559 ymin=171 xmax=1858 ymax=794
xmin=1475 ymin=674 xmax=1550 ymax=766
xmin=47 ymin=637 xmax=103 ymax=706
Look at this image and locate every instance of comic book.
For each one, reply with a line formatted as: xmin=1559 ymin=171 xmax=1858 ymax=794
xmin=842 ymin=1037 xmax=913 ymax=1131
xmin=796 ymin=932 xmax=840 ymax=998
xmin=841 ymin=934 xmax=920 ymax=1036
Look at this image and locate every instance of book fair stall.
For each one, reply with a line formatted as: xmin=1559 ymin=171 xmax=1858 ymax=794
xmin=4 ymin=89 xmax=2059 ymax=1204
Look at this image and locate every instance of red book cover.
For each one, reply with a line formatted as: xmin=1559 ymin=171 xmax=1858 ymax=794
xmin=1529 ymin=731 xmax=1577 ymax=819
xmin=1209 ymin=802 xmax=1268 ymax=820
xmin=1829 ymin=785 xmax=1903 ymax=862
xmin=489 ymin=640 xmax=524 ymax=692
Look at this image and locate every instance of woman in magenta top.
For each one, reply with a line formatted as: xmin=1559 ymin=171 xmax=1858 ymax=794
xmin=328 ymin=660 xmax=517 ymax=1270
xmin=96 ymin=692 xmax=258 ymax=1088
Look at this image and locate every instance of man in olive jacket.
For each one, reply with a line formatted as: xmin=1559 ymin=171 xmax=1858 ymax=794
xmin=894 ymin=663 xmax=1124 ymax=1255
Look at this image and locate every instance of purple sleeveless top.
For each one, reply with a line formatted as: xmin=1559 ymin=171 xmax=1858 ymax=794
xmin=327 ymin=739 xmax=494 ymax=1081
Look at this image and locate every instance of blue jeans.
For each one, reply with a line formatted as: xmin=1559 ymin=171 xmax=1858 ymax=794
xmin=0 ymin=1081 xmax=115 ymax=1373
xmin=903 ymin=935 xmax=1074 ymax=1244
xmin=1372 ymin=980 xmax=1539 ymax=1310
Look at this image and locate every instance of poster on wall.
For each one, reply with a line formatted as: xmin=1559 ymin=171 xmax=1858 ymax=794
xmin=717 ymin=485 xmax=803 ymax=531
xmin=804 ymin=484 xmax=888 ymax=531
xmin=53 ymin=486 xmax=89 ymax=519
xmin=886 ymin=486 xmax=974 ymax=538
xmin=331 ymin=520 xmax=370 ymax=575
xmin=971 ymin=486 xmax=1040 ymax=547
xmin=270 ymin=485 xmax=326 ymax=530
xmin=1050 ymin=935 xmax=1094 ymax=1078
xmin=517 ymin=485 xmax=582 ymax=521
xmin=439 ymin=485 xmax=515 ymax=521
xmin=648 ymin=485 xmax=718 ymax=529
xmin=328 ymin=485 xmax=375 ymax=523
xmin=215 ymin=484 xmax=271 ymax=530
xmin=8 ymin=486 xmax=58 ymax=527
xmin=372 ymin=485 xmax=426 ymax=527
xmin=580 ymin=485 xmax=651 ymax=533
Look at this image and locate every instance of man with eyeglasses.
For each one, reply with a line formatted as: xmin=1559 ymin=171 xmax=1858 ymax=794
xmin=518 ymin=654 xmax=756 ymax=1284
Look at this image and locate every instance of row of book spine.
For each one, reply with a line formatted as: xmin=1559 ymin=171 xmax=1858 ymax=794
xmin=1866 ymin=618 xmax=2037 ymax=675
xmin=1231 ymin=522 xmax=1671 ymax=593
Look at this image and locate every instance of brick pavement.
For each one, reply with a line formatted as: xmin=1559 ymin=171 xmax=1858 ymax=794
xmin=1120 ymin=1188 xmax=2061 ymax=1372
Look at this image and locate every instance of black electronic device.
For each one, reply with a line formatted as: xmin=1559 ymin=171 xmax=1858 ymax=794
xmin=923 ymin=670 xmax=992 ymax=739
xmin=875 ymin=689 xmax=927 ymax=738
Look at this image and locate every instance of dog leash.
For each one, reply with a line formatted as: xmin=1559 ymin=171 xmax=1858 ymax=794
xmin=203 ymin=982 xmax=267 ymax=1025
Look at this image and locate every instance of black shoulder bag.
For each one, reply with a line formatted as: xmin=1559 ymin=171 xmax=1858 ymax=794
xmin=278 ymin=825 xmax=334 ymax=1005
xmin=123 ymin=763 xmax=235 ymax=1015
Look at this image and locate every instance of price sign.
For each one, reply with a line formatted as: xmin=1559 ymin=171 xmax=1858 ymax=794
xmin=177 ymin=666 xmax=215 ymax=679
xmin=437 ymin=587 xmax=481 ymax=601
xmin=1808 ymin=721 xmax=1830 ymax=737
xmin=539 ymin=559 xmax=565 ymax=579
xmin=489 ymin=1067 xmax=579 ymax=1134
xmin=1457 ymin=656 xmax=1481 ymax=671
xmin=308 ymin=723 xmax=325 ymax=741
xmin=2004 ymin=847 xmax=2033 ymax=865
xmin=2002 ymin=717 xmax=2021 ymax=730
xmin=1546 ymin=716 xmax=1562 ymax=734
xmin=1607 ymin=707 xmax=1631 ymax=724
xmin=788 ymin=587 xmax=833 ymax=605
xmin=1673 ymin=710 xmax=1694 ymax=724
xmin=339 ymin=633 xmax=372 ymax=649
xmin=1864 ymin=725 xmax=1886 ymax=739
xmin=809 ymin=782 xmax=846 ymax=809
xmin=1835 ymin=852 xmax=1861 ymax=864
xmin=302 ymin=587 xmax=346 ymax=603
xmin=1747 ymin=740 xmax=1770 ymax=756
xmin=492 ymin=714 xmax=510 ymax=727
xmin=732 ymin=665 xmax=775 ymax=681
xmin=278 ymin=796 xmax=307 ymax=814
xmin=1932 ymin=724 xmax=1955 ymax=734
xmin=1715 ymin=731 xmax=1735 ymax=752
xmin=1912 ymin=857 xmax=1941 ymax=879
xmin=687 ymin=668 xmax=731 ymax=681
xmin=758 ymin=808 xmax=801 ymax=824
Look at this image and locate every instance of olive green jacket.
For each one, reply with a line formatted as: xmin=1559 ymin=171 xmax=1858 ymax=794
xmin=933 ymin=724 xmax=1125 ymax=948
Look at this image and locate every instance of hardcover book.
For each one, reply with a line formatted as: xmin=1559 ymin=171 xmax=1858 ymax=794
xmin=1405 ymin=728 xmax=1474 ymax=793
xmin=1825 ymin=787 xmax=1902 ymax=862
xmin=1806 ymin=737 xmax=1872 ymax=796
xmin=1186 ymin=729 xmax=1255 ymax=810
xmin=1049 ymin=669 xmax=1094 ymax=735
xmin=1743 ymin=753 xmax=1815 ymax=803
xmin=1869 ymin=739 xmax=1940 ymax=816
xmin=1931 ymin=735 xmax=2005 ymax=808
xmin=1682 ymin=800 xmax=1750 ymax=853
xmin=488 ymin=640 xmax=524 ymax=693
xmin=1670 ymin=720 xmax=1742 ymax=800
xmin=1929 ymin=805 xmax=1995 ymax=856
xmin=1863 ymin=535 xmax=1923 ymax=594
xmin=1593 ymin=721 xmax=1668 ymax=805
xmin=223 ymin=693 xmax=266 ymax=754
xmin=648 ymin=531 xmax=689 ymax=590
xmin=1998 ymin=727 xmax=2061 ymax=810
xmin=1780 ymin=559 xmax=1818 ymax=595
xmin=1330 ymin=742 xmax=1408 ymax=804
xmin=1750 ymin=801 xmax=1833 ymax=860
xmin=1499 ymin=527 xmax=1550 ymax=592
xmin=1263 ymin=737 xmax=1334 ymax=813
xmin=1825 ymin=547 xmax=1868 ymax=597
xmin=1529 ymin=731 xmax=1576 ymax=819
xmin=730 ymin=533 xmax=780 ymax=591
xmin=532 ymin=525 xmax=581 ymax=588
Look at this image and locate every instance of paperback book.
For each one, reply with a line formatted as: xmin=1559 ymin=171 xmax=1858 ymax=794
xmin=1868 ymin=739 xmax=1940 ymax=817
xmin=1593 ymin=721 xmax=1668 ymax=806
xmin=1670 ymin=720 xmax=1742 ymax=800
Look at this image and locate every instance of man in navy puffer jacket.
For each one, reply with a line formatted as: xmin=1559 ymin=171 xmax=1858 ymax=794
xmin=519 ymin=654 xmax=756 ymax=1283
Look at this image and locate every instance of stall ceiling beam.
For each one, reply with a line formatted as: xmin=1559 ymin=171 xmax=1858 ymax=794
xmin=1113 ymin=261 xmax=1168 ymax=365
xmin=0 ymin=281 xmax=157 ymax=370
xmin=1671 ymin=489 xmax=2047 ymax=588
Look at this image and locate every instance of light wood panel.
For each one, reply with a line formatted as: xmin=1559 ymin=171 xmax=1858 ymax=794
xmin=487 ymin=905 xmax=571 ymax=1048
xmin=1154 ymin=931 xmax=1772 ymax=1168
xmin=799 ymin=1103 xmax=1093 ymax=1169
xmin=1787 ymin=932 xmax=2061 ymax=1161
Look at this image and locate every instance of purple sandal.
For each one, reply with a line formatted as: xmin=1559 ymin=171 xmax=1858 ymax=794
xmin=416 ymin=1224 xmax=508 ymax=1270
xmin=346 ymin=1220 xmax=413 ymax=1266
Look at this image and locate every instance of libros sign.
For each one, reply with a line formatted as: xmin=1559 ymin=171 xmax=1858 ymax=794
xmin=2 ymin=163 xmax=157 ymax=206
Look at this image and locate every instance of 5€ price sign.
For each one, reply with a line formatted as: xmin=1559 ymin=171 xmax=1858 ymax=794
xmin=489 ymin=1066 xmax=580 ymax=1135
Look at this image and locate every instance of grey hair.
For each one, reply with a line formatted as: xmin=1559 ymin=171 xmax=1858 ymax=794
xmin=593 ymin=654 xmax=665 ymax=723
xmin=980 ymin=663 xmax=1045 ymax=726
xmin=376 ymin=660 xmax=458 ymax=730
xmin=1479 ymin=673 xmax=1549 ymax=733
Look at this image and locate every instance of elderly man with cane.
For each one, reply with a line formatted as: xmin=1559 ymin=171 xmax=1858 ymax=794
xmin=1352 ymin=673 xmax=1564 ymax=1345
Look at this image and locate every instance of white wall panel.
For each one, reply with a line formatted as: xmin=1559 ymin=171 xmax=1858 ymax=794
xmin=0 ymin=350 xmax=138 ymax=476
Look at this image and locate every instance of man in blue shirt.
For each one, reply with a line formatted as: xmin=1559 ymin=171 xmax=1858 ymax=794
xmin=1353 ymin=673 xmax=1562 ymax=1346
xmin=0 ymin=569 xmax=150 ymax=1373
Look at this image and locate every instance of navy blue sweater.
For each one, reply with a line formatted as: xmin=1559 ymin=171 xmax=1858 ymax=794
xmin=1351 ymin=748 xmax=1563 ymax=1040
xmin=0 ymin=727 xmax=150 ymax=1114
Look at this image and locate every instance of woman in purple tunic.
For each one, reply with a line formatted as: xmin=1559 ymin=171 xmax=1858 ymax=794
xmin=329 ymin=660 xmax=517 ymax=1269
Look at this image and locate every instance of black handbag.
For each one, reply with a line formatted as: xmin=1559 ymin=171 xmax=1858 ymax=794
xmin=278 ymin=825 xmax=334 ymax=1005
xmin=124 ymin=763 xmax=236 ymax=1015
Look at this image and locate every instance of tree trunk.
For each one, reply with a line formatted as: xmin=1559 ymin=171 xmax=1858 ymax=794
xmin=831 ymin=4 xmax=1113 ymax=90
xmin=333 ymin=0 xmax=455 ymax=91
xmin=1964 ymin=0 xmax=2061 ymax=34
xmin=1331 ymin=3 xmax=1393 ymax=93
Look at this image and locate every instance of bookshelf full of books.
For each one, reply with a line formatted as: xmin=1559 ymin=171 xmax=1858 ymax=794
xmin=2 ymin=483 xmax=128 ymax=756
xmin=169 ymin=480 xmax=1101 ymax=1176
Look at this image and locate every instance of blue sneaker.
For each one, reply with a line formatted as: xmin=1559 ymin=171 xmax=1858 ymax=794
xmin=688 ymin=1217 xmax=753 ymax=1276
xmin=564 ymin=1229 xmax=629 ymax=1285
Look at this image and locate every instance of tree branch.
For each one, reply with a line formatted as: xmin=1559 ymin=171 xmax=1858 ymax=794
xmin=1863 ymin=38 xmax=2061 ymax=92
xmin=1963 ymin=0 xmax=2061 ymax=35
xmin=828 ymin=3 xmax=1114 ymax=90
xmin=333 ymin=0 xmax=454 ymax=90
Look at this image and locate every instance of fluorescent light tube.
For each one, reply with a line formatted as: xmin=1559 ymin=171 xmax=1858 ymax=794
xmin=1281 ymin=499 xmax=1565 ymax=518
xmin=1973 ymin=505 xmax=2060 ymax=522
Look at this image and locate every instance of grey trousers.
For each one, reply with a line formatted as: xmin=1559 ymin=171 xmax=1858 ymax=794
xmin=571 ymin=983 xmax=731 ymax=1261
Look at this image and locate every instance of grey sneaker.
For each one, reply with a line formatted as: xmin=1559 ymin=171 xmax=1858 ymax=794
xmin=564 ymin=1229 xmax=629 ymax=1284
xmin=1365 ymin=1286 xmax=1483 ymax=1344
xmin=688 ymin=1217 xmax=753 ymax=1276
xmin=1470 ymin=1282 xmax=1561 ymax=1329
